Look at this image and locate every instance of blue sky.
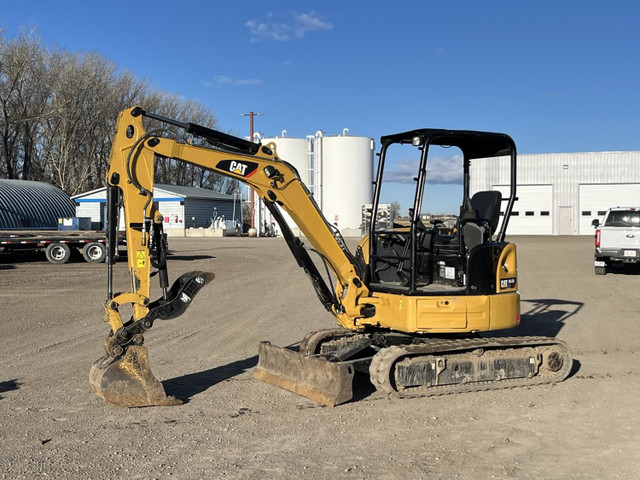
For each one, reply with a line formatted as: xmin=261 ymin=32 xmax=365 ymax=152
xmin=3 ymin=1 xmax=639 ymax=214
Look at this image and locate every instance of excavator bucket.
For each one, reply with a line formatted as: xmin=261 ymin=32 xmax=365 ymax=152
xmin=253 ymin=341 xmax=355 ymax=407
xmin=89 ymin=345 xmax=182 ymax=407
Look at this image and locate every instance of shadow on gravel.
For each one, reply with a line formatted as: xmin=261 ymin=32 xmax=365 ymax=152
xmin=166 ymin=254 xmax=216 ymax=261
xmin=485 ymin=298 xmax=584 ymax=379
xmin=486 ymin=298 xmax=584 ymax=339
xmin=0 ymin=251 xmax=46 ymax=264
xmin=162 ymin=355 xmax=258 ymax=403
xmin=0 ymin=379 xmax=20 ymax=399
xmin=0 ymin=250 xmax=97 ymax=264
xmin=351 ymin=374 xmax=377 ymax=402
xmin=161 ymin=348 xmax=379 ymax=405
xmin=604 ymin=264 xmax=640 ymax=276
xmin=569 ymin=359 xmax=582 ymax=378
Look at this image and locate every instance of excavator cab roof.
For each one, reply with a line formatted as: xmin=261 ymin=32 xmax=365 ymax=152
xmin=380 ymin=129 xmax=515 ymax=160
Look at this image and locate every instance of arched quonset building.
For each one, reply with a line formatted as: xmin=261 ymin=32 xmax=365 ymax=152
xmin=0 ymin=179 xmax=75 ymax=229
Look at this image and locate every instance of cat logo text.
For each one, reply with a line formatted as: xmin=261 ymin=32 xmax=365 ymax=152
xmin=216 ymin=160 xmax=259 ymax=178
xmin=229 ymin=161 xmax=248 ymax=175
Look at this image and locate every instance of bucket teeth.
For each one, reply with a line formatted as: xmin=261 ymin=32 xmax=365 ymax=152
xmin=89 ymin=346 xmax=181 ymax=407
xmin=253 ymin=341 xmax=355 ymax=407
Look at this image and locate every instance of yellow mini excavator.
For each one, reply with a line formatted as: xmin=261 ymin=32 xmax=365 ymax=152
xmin=89 ymin=107 xmax=572 ymax=407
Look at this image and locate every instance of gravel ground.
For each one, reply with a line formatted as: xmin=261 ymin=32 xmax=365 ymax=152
xmin=0 ymin=234 xmax=638 ymax=479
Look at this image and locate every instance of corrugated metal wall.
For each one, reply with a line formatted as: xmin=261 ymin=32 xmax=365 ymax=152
xmin=470 ymin=151 xmax=640 ymax=234
xmin=0 ymin=179 xmax=76 ymax=229
xmin=74 ymin=186 xmax=236 ymax=231
xmin=158 ymin=201 xmax=184 ymax=229
xmin=76 ymin=202 xmax=103 ymax=229
xmin=184 ymin=199 xmax=234 ymax=228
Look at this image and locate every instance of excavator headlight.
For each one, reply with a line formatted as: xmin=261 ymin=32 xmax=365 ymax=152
xmin=412 ymin=136 xmax=422 ymax=146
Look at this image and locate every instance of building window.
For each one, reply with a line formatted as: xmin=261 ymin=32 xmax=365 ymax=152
xmin=541 ymin=211 xmax=550 ymax=216
xmin=581 ymin=211 xmax=591 ymax=216
xmin=525 ymin=211 xmax=534 ymax=216
xmin=511 ymin=211 xmax=519 ymax=216
xmin=499 ymin=211 xmax=505 ymax=216
xmin=598 ymin=210 xmax=607 ymax=216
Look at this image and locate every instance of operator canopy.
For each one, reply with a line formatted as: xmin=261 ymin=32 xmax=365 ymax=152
xmin=380 ymin=129 xmax=515 ymax=160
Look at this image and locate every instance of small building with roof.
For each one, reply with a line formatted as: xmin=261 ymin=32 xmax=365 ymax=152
xmin=0 ymin=179 xmax=76 ymax=229
xmin=72 ymin=184 xmax=238 ymax=234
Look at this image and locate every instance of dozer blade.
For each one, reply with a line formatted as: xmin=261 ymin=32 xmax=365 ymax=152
xmin=253 ymin=341 xmax=355 ymax=407
xmin=89 ymin=346 xmax=181 ymax=407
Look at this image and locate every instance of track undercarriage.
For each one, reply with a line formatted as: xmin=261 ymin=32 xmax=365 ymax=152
xmin=255 ymin=328 xmax=572 ymax=406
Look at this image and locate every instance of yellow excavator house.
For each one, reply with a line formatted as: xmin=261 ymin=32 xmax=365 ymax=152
xmin=89 ymin=107 xmax=572 ymax=407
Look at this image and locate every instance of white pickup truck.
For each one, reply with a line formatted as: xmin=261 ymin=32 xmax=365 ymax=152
xmin=592 ymin=207 xmax=640 ymax=275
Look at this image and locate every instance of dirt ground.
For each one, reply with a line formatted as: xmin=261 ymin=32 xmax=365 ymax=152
xmin=0 ymin=234 xmax=639 ymax=479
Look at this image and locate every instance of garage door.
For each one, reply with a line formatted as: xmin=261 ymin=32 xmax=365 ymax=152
xmin=493 ymin=185 xmax=553 ymax=235
xmin=578 ymin=183 xmax=640 ymax=234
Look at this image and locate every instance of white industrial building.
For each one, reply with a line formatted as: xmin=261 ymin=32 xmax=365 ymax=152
xmin=470 ymin=151 xmax=640 ymax=235
xmin=72 ymin=184 xmax=237 ymax=233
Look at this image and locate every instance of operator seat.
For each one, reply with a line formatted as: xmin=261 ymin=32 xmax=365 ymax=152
xmin=460 ymin=190 xmax=502 ymax=251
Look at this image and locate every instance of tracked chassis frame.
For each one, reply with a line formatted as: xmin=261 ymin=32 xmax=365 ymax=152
xmin=267 ymin=328 xmax=572 ymax=405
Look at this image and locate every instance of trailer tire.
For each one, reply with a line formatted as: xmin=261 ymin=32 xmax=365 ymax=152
xmin=83 ymin=242 xmax=106 ymax=263
xmin=45 ymin=243 xmax=72 ymax=264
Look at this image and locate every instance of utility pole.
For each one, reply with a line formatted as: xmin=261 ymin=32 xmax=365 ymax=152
xmin=238 ymin=112 xmax=263 ymax=230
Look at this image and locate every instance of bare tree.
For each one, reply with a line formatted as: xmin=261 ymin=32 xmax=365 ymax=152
xmin=148 ymin=94 xmax=238 ymax=192
xmin=0 ymin=29 xmax=231 ymax=196
xmin=0 ymin=31 xmax=52 ymax=180
xmin=39 ymin=51 xmax=149 ymax=194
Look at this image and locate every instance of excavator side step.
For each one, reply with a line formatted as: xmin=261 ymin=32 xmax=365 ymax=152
xmin=253 ymin=342 xmax=355 ymax=407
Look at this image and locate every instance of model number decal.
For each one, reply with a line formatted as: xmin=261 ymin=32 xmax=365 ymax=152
xmin=500 ymin=278 xmax=516 ymax=289
xmin=216 ymin=160 xmax=258 ymax=178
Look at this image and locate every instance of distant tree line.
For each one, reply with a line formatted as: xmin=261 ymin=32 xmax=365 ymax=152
xmin=0 ymin=31 xmax=239 ymax=196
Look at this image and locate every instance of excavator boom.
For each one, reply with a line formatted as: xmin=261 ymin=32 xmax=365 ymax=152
xmin=91 ymin=107 xmax=368 ymax=406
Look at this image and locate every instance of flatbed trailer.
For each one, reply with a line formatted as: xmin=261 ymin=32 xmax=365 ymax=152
xmin=0 ymin=230 xmax=112 ymax=264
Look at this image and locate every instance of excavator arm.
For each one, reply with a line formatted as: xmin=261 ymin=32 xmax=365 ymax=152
xmin=90 ymin=106 xmax=369 ymax=406
xmin=109 ymin=107 xmax=367 ymax=323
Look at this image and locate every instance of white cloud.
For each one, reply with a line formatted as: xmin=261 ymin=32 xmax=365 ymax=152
xmin=246 ymin=11 xmax=332 ymax=42
xmin=214 ymin=75 xmax=232 ymax=84
xmin=293 ymin=12 xmax=332 ymax=37
xmin=202 ymin=75 xmax=263 ymax=88
xmin=235 ymin=78 xmax=263 ymax=86
xmin=245 ymin=19 xmax=291 ymax=41
xmin=385 ymin=154 xmax=463 ymax=185
xmin=384 ymin=158 xmax=418 ymax=184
